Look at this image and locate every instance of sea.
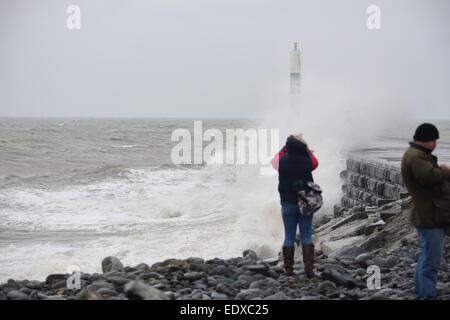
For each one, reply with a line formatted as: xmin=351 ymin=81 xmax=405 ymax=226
xmin=0 ymin=117 xmax=449 ymax=282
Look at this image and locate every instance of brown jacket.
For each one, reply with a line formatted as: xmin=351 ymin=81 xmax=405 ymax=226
xmin=401 ymin=142 xmax=450 ymax=228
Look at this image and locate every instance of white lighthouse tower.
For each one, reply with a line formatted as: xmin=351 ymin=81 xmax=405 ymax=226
xmin=290 ymin=42 xmax=301 ymax=95
xmin=287 ymin=42 xmax=302 ymax=132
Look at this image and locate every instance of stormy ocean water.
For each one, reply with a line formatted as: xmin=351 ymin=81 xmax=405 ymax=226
xmin=0 ymin=118 xmax=284 ymax=282
xmin=0 ymin=118 xmax=449 ymax=282
xmin=350 ymin=121 xmax=450 ymax=165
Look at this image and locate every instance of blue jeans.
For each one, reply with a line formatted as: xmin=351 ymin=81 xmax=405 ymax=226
xmin=415 ymin=227 xmax=445 ymax=300
xmin=281 ymin=202 xmax=313 ymax=247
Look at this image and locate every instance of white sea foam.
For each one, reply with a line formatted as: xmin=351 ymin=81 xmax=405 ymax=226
xmin=0 ymin=163 xmax=284 ymax=282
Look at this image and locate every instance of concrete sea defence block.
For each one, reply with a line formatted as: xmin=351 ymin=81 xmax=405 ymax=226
xmin=340 ymin=157 xmax=408 ymax=209
xmin=321 ymin=236 xmax=366 ymax=257
xmin=346 ymin=159 xmax=362 ymax=174
xmin=341 ymin=195 xmax=363 ymax=208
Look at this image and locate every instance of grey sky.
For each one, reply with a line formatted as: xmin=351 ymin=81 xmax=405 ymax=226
xmin=0 ymin=0 xmax=449 ymax=118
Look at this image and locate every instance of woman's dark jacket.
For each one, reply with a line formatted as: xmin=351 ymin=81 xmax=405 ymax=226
xmin=277 ymin=137 xmax=314 ymax=204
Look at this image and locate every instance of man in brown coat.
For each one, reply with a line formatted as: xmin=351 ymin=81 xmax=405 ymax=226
xmin=401 ymin=123 xmax=450 ymax=300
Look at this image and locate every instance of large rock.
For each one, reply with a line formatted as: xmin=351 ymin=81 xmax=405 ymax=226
xmin=76 ymin=285 xmax=104 ymax=300
xmin=333 ymin=205 xmax=347 ymax=218
xmin=321 ymin=269 xmax=366 ymax=289
xmin=261 ymin=258 xmax=279 ymax=266
xmin=138 ymin=272 xmax=164 ymax=281
xmin=102 ymin=256 xmax=124 ymax=273
xmin=110 ymin=277 xmax=132 ymax=287
xmin=354 ymin=253 xmax=374 ymax=267
xmin=187 ymin=257 xmax=205 ymax=264
xmin=367 ymin=289 xmax=398 ymax=300
xmin=7 ymin=290 xmax=30 ymax=300
xmin=372 ymin=255 xmax=400 ymax=269
xmin=0 ymin=283 xmax=18 ymax=295
xmin=237 ymin=275 xmax=254 ymax=287
xmin=236 ymin=289 xmax=264 ymax=300
xmin=263 ymin=292 xmax=288 ymax=300
xmin=216 ymin=283 xmax=236 ymax=297
xmin=331 ymin=208 xmax=368 ymax=230
xmin=206 ymin=276 xmax=219 ymax=287
xmin=211 ymin=292 xmax=228 ymax=300
xmin=364 ymin=220 xmax=386 ymax=236
xmin=183 ymin=272 xmax=206 ymax=281
xmin=134 ymin=263 xmax=151 ymax=272
xmin=326 ymin=243 xmax=367 ymax=264
xmin=379 ymin=204 xmax=402 ymax=222
xmin=51 ymin=280 xmax=67 ymax=290
xmin=189 ymin=261 xmax=207 ymax=272
xmin=242 ymin=250 xmax=258 ymax=261
xmin=401 ymin=197 xmax=412 ymax=209
xmin=318 ymin=281 xmax=338 ymax=293
xmin=25 ymin=280 xmax=43 ymax=290
xmin=124 ymin=281 xmax=169 ymax=300
xmin=245 ymin=265 xmax=268 ymax=275
xmin=317 ymin=263 xmax=348 ymax=274
xmin=45 ymin=274 xmax=67 ymax=286
xmin=377 ymin=199 xmax=406 ymax=222
xmin=377 ymin=199 xmax=396 ymax=207
xmin=97 ymin=288 xmax=119 ymax=298
xmin=249 ymin=278 xmax=278 ymax=290
xmin=360 ymin=232 xmax=386 ymax=251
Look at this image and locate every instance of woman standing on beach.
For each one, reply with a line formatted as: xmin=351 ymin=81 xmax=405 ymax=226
xmin=272 ymin=134 xmax=319 ymax=277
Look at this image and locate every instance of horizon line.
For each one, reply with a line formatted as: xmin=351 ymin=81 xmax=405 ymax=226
xmin=1 ymin=116 xmax=450 ymax=122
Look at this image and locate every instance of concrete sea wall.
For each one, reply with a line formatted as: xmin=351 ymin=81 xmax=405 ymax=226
xmin=314 ymin=157 xmax=413 ymax=258
xmin=334 ymin=157 xmax=409 ymax=219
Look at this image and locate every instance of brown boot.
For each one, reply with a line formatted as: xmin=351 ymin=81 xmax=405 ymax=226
xmin=282 ymin=246 xmax=295 ymax=276
xmin=302 ymin=244 xmax=315 ymax=278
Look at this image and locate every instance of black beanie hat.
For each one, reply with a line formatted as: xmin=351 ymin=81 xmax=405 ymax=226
xmin=413 ymin=123 xmax=439 ymax=142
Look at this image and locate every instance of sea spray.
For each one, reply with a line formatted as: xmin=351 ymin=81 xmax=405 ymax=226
xmin=257 ymin=75 xmax=409 ymax=223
